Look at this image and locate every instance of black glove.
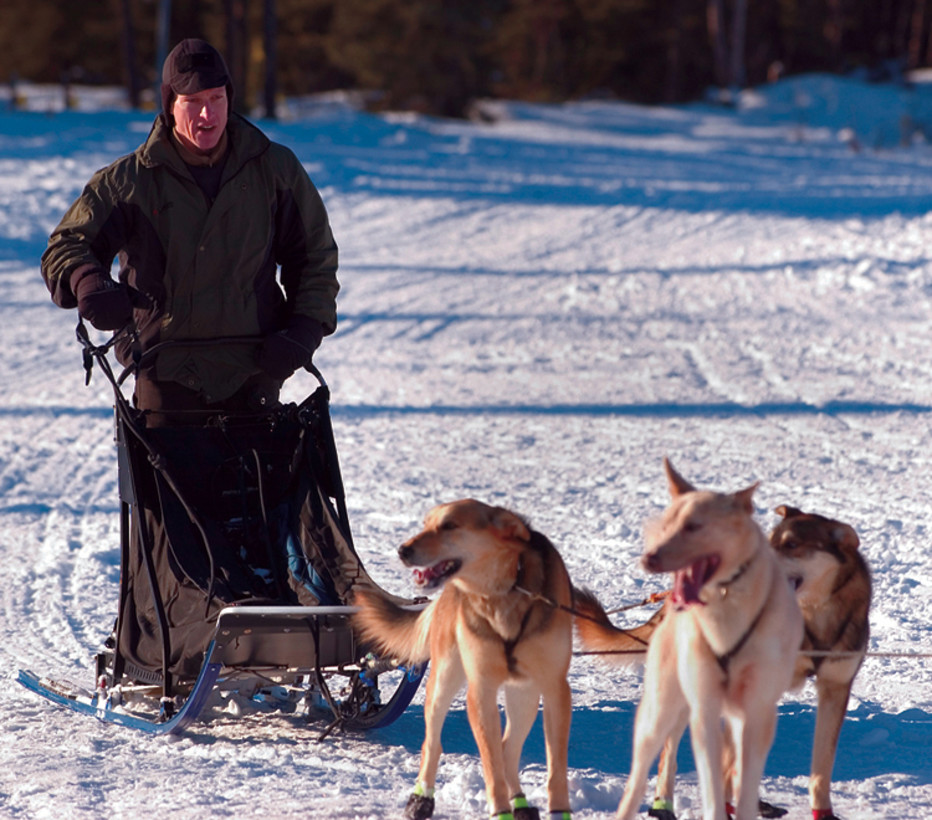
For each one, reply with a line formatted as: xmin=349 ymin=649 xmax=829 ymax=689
xmin=257 ymin=315 xmax=324 ymax=380
xmin=71 ymin=268 xmax=134 ymax=331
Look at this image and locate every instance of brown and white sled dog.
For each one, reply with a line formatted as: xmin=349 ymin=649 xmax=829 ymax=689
xmin=352 ymin=499 xmax=574 ymax=820
xmin=579 ymin=502 xmax=872 ymax=820
xmin=577 ymin=460 xmax=802 ymax=820
xmin=768 ymin=504 xmax=871 ymax=820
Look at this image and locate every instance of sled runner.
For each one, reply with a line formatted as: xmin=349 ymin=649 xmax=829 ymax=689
xmin=17 ymin=324 xmax=424 ymax=737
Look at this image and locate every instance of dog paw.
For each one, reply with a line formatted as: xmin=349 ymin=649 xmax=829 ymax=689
xmin=511 ymin=792 xmax=540 ymax=819
xmin=513 ymin=807 xmax=541 ymax=820
xmin=758 ymin=799 xmax=788 ymax=818
xmin=404 ymin=793 xmax=435 ymax=820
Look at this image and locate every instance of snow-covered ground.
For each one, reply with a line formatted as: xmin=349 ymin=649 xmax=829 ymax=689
xmin=1 ymin=73 xmax=931 ymax=818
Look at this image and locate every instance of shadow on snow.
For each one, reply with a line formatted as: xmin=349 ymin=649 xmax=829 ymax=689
xmin=0 ymin=400 xmax=930 ymax=422
xmin=369 ymin=698 xmax=932 ymax=785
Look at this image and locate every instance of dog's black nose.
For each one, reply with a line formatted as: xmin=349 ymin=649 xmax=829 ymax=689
xmin=398 ymin=544 xmax=413 ymax=563
xmin=642 ymin=552 xmax=662 ymax=572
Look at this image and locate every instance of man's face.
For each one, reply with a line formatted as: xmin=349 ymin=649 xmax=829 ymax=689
xmin=172 ymin=86 xmax=228 ymax=154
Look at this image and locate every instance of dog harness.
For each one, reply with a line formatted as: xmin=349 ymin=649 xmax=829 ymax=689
xmin=492 ymin=529 xmax=577 ymax=675
xmin=714 ymin=601 xmax=767 ymax=676
xmin=502 ymin=535 xmax=553 ymax=674
xmin=711 ymin=551 xmax=767 ymax=677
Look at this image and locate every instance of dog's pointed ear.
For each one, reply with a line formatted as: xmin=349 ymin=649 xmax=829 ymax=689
xmin=833 ymin=522 xmax=860 ymax=553
xmin=774 ymin=504 xmax=803 ymax=520
xmin=491 ymin=508 xmax=531 ymax=543
xmin=733 ymin=482 xmax=759 ymax=513
xmin=663 ymin=457 xmax=695 ymax=497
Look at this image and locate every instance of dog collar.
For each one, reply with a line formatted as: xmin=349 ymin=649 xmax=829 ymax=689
xmin=716 ymin=550 xmax=758 ymax=598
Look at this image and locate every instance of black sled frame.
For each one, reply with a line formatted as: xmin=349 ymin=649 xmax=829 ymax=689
xmin=19 ymin=324 xmax=423 ymax=738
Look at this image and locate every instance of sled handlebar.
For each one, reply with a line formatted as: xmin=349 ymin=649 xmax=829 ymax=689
xmin=75 ymin=321 xmax=326 ymax=392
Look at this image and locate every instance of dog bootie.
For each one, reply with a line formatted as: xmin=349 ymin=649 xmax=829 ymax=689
xmin=511 ymin=793 xmax=540 ymax=820
xmin=647 ymin=798 xmax=677 ymax=820
xmin=405 ymin=783 xmax=435 ymax=820
xmin=758 ymin=799 xmax=788 ymax=818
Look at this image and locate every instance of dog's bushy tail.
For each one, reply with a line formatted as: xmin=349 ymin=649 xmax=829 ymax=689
xmin=574 ymin=587 xmax=664 ymax=667
xmin=352 ymin=590 xmax=433 ymax=665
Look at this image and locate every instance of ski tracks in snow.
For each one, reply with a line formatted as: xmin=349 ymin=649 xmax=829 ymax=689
xmin=4 ymin=84 xmax=932 ymax=817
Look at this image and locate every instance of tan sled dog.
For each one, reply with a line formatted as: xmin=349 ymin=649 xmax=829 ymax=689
xmin=578 ymin=460 xmax=802 ymax=820
xmin=579 ymin=503 xmax=871 ymax=820
xmin=352 ymin=499 xmax=574 ymax=820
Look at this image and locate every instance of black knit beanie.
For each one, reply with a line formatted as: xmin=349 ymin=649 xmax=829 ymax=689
xmin=160 ymin=39 xmax=234 ymax=123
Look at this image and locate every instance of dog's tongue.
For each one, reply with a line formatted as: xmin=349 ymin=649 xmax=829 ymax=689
xmin=412 ymin=566 xmax=438 ymax=587
xmin=671 ymin=555 xmax=720 ymax=608
xmin=412 ymin=560 xmax=454 ymax=588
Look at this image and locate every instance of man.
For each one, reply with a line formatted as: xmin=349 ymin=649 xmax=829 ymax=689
xmin=38 ymin=41 xmax=352 ymax=683
xmin=41 ymin=38 xmax=338 ymax=422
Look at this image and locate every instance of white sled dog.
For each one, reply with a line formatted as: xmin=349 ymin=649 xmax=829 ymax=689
xmin=352 ymin=499 xmax=574 ymax=820
xmin=578 ymin=459 xmax=802 ymax=820
xmin=579 ymin=503 xmax=872 ymax=820
xmin=576 ymin=504 xmax=871 ymax=820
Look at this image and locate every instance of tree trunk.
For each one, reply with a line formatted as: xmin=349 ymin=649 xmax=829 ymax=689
xmin=665 ymin=0 xmax=684 ymax=101
xmin=826 ymin=0 xmax=845 ymax=69
xmin=263 ymin=0 xmax=277 ymax=119
xmin=117 ymin=0 xmax=142 ymax=108
xmin=155 ymin=0 xmax=172 ymax=110
xmin=729 ymin=0 xmax=747 ymax=89
xmin=707 ymin=0 xmax=729 ymax=87
xmin=909 ymin=0 xmax=926 ymax=69
xmin=226 ymin=0 xmax=249 ymax=114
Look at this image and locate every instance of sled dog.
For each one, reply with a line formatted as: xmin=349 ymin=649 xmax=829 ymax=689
xmin=579 ymin=502 xmax=871 ymax=820
xmin=577 ymin=459 xmax=802 ymax=820
xmin=767 ymin=504 xmax=871 ymax=819
xmin=352 ymin=499 xmax=574 ymax=820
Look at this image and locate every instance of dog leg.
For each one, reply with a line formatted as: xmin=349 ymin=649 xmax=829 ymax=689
xmin=722 ymin=720 xmax=737 ymax=808
xmin=617 ymin=623 xmax=685 ymax=820
xmin=809 ymin=674 xmax=853 ymax=815
xmin=651 ymin=709 xmax=687 ymax=819
xmin=502 ymin=681 xmax=541 ymax=807
xmin=728 ymin=707 xmax=777 ymax=820
xmin=467 ymin=677 xmax=512 ymax=816
xmin=407 ymin=654 xmax=465 ymax=820
xmin=688 ymin=703 xmax=727 ymax=820
xmin=541 ymin=674 xmax=572 ymax=815
xmin=617 ymin=686 xmax=687 ymax=819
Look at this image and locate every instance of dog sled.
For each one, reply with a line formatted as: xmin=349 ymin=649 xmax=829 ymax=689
xmin=17 ymin=323 xmax=424 ymax=737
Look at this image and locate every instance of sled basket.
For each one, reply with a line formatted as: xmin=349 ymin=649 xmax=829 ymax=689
xmin=18 ymin=325 xmax=423 ymax=736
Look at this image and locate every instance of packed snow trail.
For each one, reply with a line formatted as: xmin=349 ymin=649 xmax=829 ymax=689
xmin=1 ymin=77 xmax=931 ymax=818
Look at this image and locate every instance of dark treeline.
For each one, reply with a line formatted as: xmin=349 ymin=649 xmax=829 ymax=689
xmin=3 ymin=0 xmax=931 ymax=117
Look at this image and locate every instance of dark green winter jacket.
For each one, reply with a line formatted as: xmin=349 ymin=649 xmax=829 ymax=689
xmin=41 ymin=112 xmax=339 ymax=402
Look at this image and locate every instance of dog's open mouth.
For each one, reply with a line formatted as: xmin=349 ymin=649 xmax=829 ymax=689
xmin=412 ymin=559 xmax=462 ymax=590
xmin=671 ymin=554 xmax=721 ymax=607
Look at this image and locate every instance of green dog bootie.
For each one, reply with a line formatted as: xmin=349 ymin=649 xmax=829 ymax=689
xmin=647 ymin=798 xmax=676 ymax=820
xmin=511 ymin=793 xmax=540 ymax=820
